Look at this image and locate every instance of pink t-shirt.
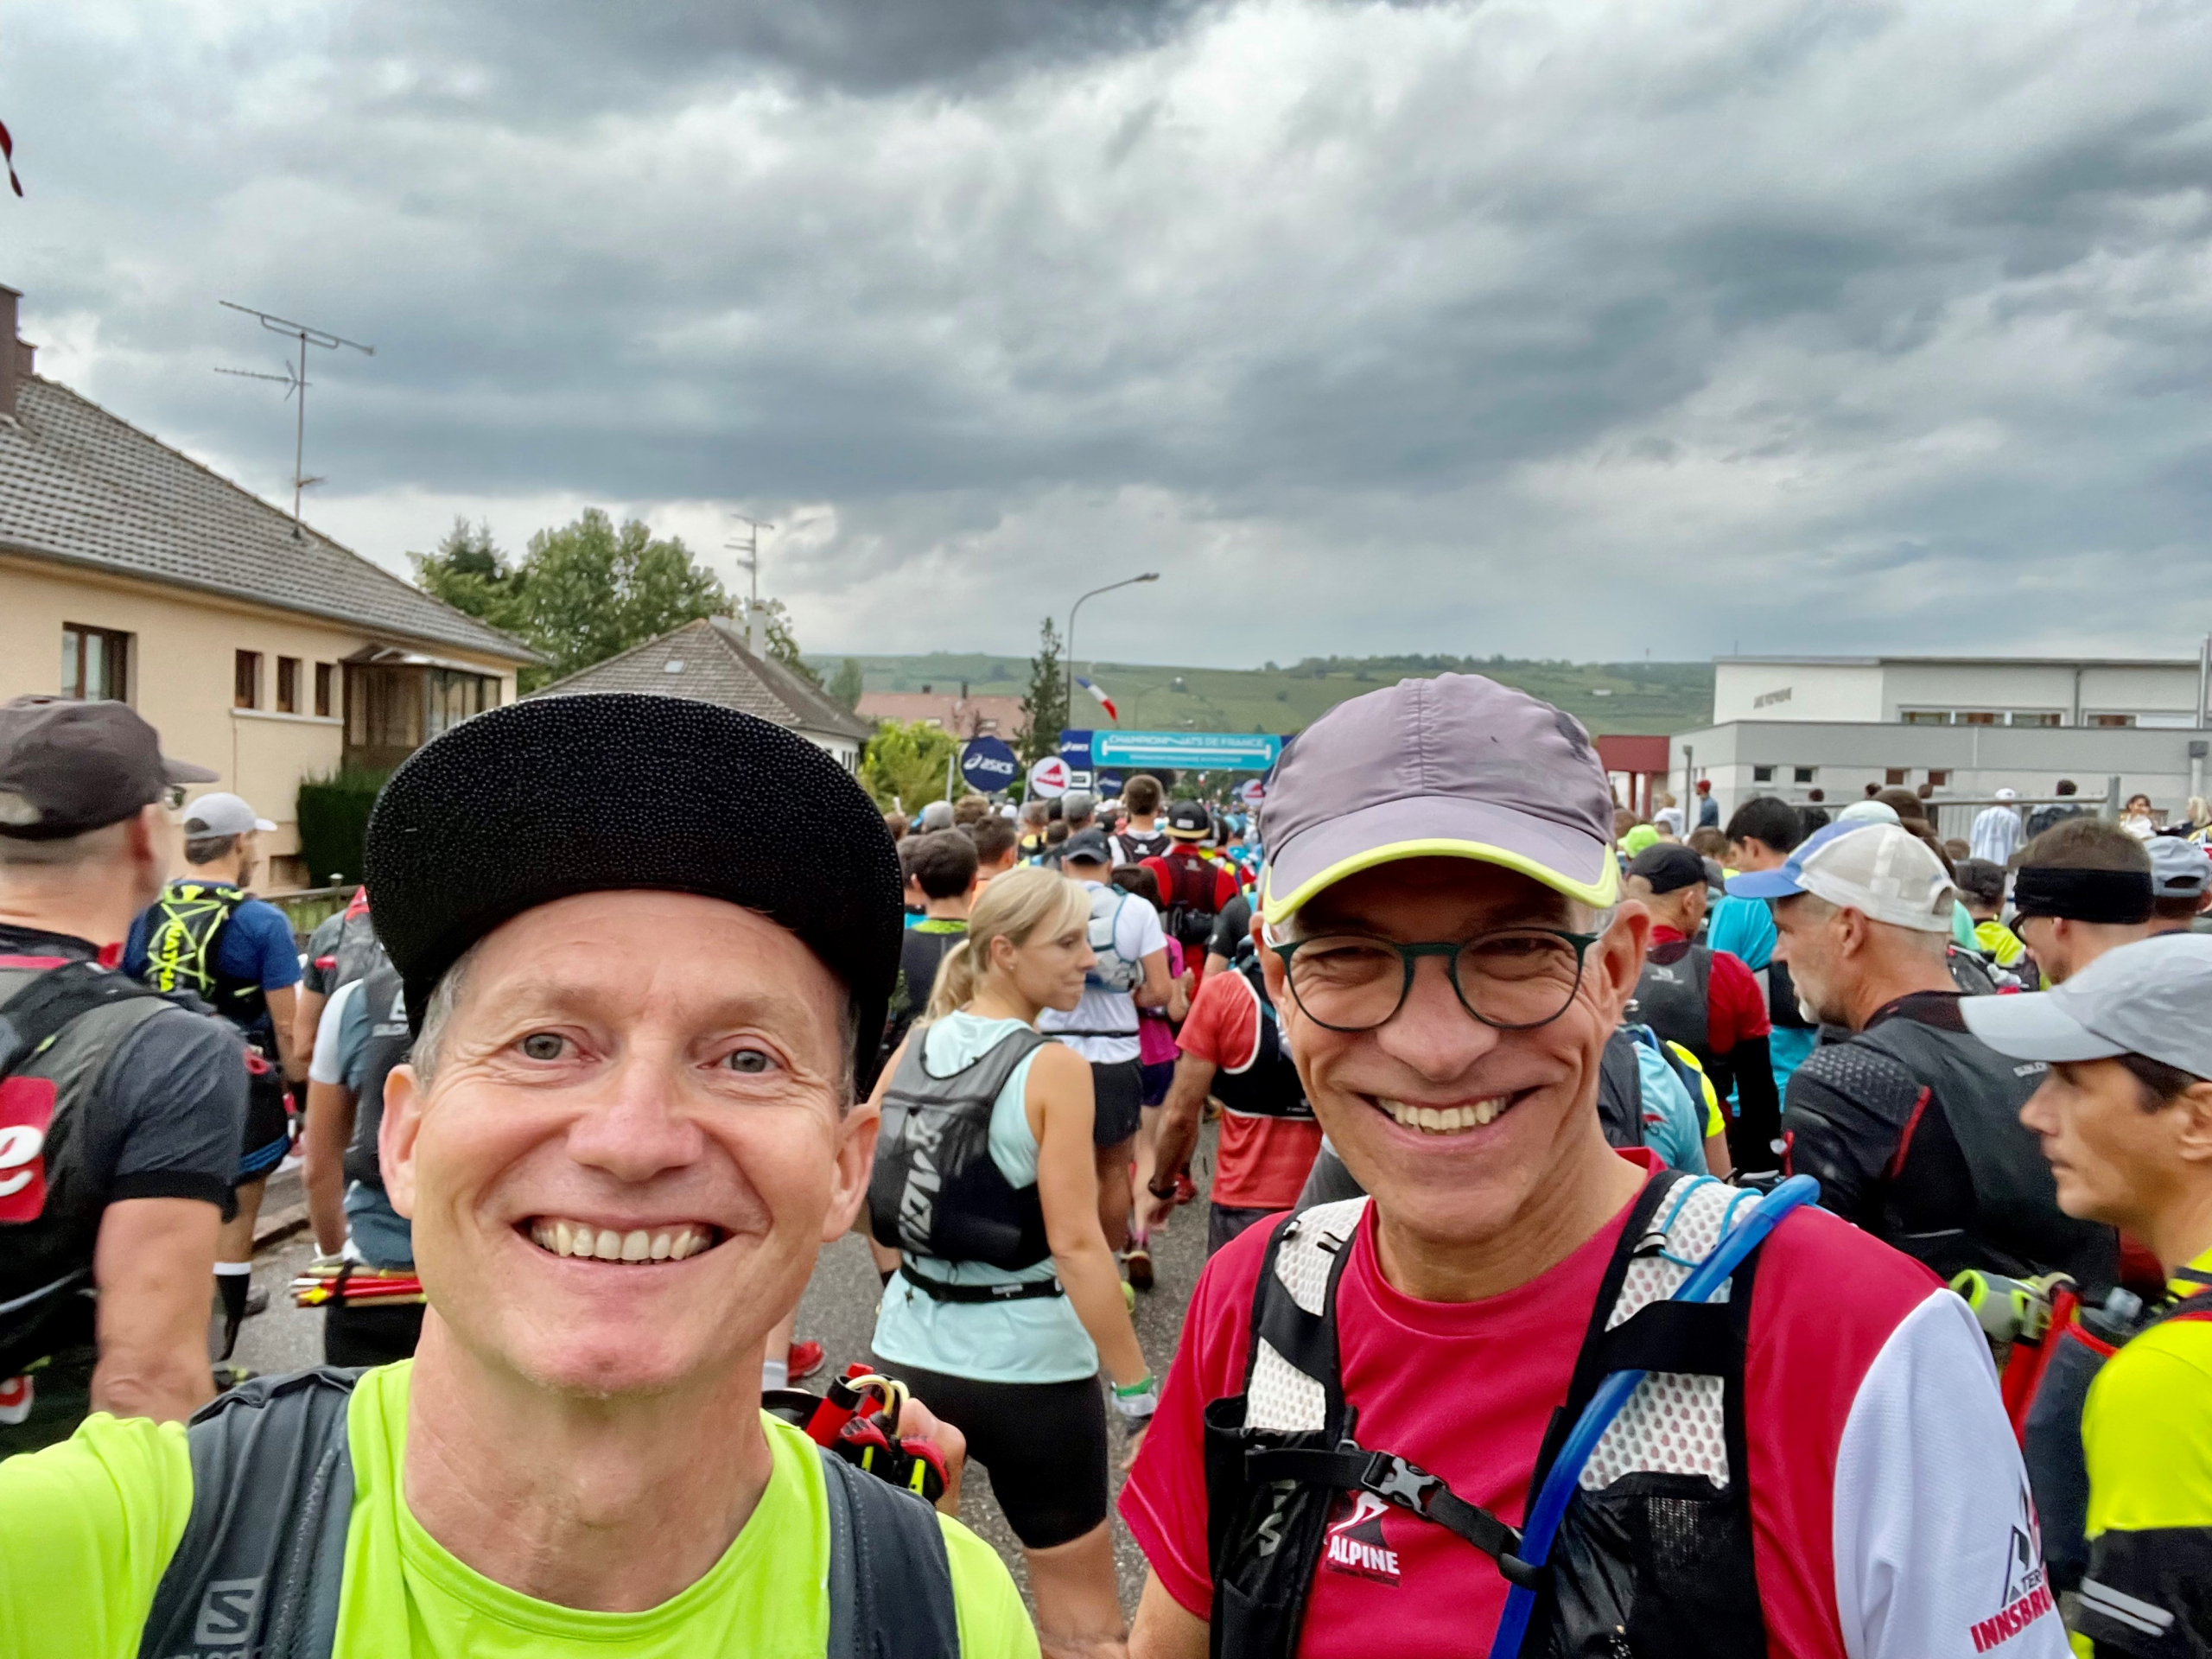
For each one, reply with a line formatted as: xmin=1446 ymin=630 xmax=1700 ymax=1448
xmin=1120 ymin=1158 xmax=2067 ymax=1659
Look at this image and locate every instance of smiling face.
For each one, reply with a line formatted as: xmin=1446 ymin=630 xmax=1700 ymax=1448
xmin=1262 ymin=856 xmax=1646 ymax=1255
xmin=379 ymin=891 xmax=868 ymax=1401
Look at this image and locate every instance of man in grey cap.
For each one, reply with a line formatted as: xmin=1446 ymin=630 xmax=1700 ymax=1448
xmin=1731 ymin=822 xmax=2116 ymax=1288
xmin=1962 ymin=934 xmax=2212 ymax=1658
xmin=1122 ymin=674 xmax=2061 ymax=1659
xmin=125 ymin=788 xmax=305 ymax=1360
xmin=2145 ymin=835 xmax=2210 ymax=937
xmin=0 ymin=697 xmax=247 ymax=1454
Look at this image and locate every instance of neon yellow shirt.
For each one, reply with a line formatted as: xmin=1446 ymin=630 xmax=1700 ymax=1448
xmin=0 ymin=1362 xmax=1037 ymax=1658
xmin=1972 ymin=918 xmax=2028 ymax=971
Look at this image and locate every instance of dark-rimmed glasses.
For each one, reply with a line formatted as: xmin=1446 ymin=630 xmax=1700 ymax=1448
xmin=1268 ymin=929 xmax=1601 ymax=1033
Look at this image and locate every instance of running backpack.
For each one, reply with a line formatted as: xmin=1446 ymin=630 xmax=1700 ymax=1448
xmin=140 ymin=881 xmax=263 ymax=1026
xmin=137 ymin=1369 xmax=963 ymax=1659
xmin=1159 ymin=855 xmax=1224 ymax=957
xmin=1084 ymin=887 xmax=1143 ymax=992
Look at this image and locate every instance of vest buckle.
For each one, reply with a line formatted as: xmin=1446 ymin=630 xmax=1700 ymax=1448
xmin=1357 ymin=1448 xmax=1440 ymax=1514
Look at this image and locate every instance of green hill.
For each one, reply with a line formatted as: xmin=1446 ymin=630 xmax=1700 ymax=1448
xmin=809 ymin=652 xmax=1715 ymax=737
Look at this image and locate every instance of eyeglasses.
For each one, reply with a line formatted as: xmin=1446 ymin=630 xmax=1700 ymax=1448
xmin=1268 ymin=928 xmax=1602 ymax=1033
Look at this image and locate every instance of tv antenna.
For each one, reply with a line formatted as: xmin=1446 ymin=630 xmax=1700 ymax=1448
xmin=724 ymin=513 xmax=773 ymax=612
xmin=214 ymin=300 xmax=373 ymax=539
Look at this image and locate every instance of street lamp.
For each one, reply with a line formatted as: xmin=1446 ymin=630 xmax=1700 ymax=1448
xmin=1067 ymin=573 xmax=1160 ymax=729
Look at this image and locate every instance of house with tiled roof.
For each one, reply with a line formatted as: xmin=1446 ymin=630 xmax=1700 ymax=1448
xmin=528 ymin=614 xmax=872 ymax=771
xmin=0 ymin=283 xmax=541 ymax=886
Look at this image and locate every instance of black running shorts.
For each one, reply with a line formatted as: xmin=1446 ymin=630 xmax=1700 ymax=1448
xmin=1089 ymin=1058 xmax=1143 ymax=1149
xmin=869 ymin=1357 xmax=1109 ymax=1550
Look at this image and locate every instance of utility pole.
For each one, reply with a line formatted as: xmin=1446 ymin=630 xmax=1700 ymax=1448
xmin=725 ymin=514 xmax=773 ymax=656
xmin=215 ymin=301 xmax=373 ymax=539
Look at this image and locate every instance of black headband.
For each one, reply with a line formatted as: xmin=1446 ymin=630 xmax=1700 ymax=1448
xmin=2012 ymin=865 xmax=2154 ymax=925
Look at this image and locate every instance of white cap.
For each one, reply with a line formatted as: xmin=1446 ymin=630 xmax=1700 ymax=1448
xmin=1836 ymin=799 xmax=1902 ymax=826
xmin=1993 ymin=787 xmax=2018 ymax=802
xmin=1794 ymin=823 xmax=1956 ymax=931
xmin=181 ymin=791 xmax=276 ymax=836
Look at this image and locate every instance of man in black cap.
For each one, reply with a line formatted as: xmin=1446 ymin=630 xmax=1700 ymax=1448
xmin=0 ymin=693 xmax=1034 ymax=1657
xmin=2012 ymin=817 xmax=2157 ymax=986
xmin=0 ymin=697 xmax=246 ymax=1456
xmin=1621 ymin=842 xmax=1781 ymax=1173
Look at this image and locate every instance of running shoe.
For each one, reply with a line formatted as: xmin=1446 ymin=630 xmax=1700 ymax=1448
xmin=787 ymin=1340 xmax=826 ymax=1383
xmin=1125 ymin=1246 xmax=1155 ymax=1293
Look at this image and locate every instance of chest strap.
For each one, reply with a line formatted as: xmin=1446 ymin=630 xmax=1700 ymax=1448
xmin=896 ymin=1262 xmax=1065 ymax=1302
xmin=1243 ymin=1442 xmax=1540 ymax=1588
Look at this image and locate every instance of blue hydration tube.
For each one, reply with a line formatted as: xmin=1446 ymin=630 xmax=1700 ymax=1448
xmin=1486 ymin=1174 xmax=1821 ymax=1659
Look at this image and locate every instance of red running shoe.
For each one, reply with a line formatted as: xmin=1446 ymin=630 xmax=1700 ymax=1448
xmin=1173 ymin=1172 xmax=1199 ymax=1207
xmin=787 ymin=1340 xmax=827 ymax=1383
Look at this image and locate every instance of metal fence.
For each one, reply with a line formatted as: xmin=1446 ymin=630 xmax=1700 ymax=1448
xmin=266 ymin=882 xmax=358 ymax=946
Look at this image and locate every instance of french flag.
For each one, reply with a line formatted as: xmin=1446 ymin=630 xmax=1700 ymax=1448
xmin=1077 ymin=677 xmax=1118 ymax=721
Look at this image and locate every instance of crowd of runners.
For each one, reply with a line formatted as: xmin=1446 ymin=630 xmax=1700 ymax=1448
xmin=2 ymin=675 xmax=2211 ymax=1657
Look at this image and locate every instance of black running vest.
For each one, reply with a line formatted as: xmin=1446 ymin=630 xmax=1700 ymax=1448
xmin=1625 ymin=942 xmax=1712 ymax=1071
xmin=1205 ymin=1173 xmax=1769 ymax=1659
xmin=1855 ymin=1008 xmax=2118 ymax=1288
xmin=340 ymin=963 xmax=411 ymax=1195
xmin=141 ymin=881 xmax=265 ymax=1033
xmin=869 ymin=1027 xmax=1054 ymax=1272
xmin=1211 ymin=961 xmax=1312 ymax=1124
xmin=0 ymin=959 xmax=176 ymax=1376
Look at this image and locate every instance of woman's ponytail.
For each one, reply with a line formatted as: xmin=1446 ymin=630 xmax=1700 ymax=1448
xmin=924 ymin=939 xmax=979 ymax=1024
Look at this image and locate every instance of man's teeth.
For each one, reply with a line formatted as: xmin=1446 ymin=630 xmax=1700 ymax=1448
xmin=1380 ymin=1096 xmax=1509 ymax=1135
xmin=527 ymin=1219 xmax=714 ymax=1262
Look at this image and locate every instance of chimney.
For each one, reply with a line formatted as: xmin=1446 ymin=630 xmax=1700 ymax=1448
xmin=747 ymin=599 xmax=766 ymax=659
xmin=0 ymin=284 xmax=22 ymax=422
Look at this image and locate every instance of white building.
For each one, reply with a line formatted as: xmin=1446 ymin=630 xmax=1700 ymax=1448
xmin=1675 ymin=653 xmax=2212 ymax=835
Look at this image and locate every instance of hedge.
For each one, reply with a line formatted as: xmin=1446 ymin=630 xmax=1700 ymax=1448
xmin=296 ymin=765 xmax=391 ymax=887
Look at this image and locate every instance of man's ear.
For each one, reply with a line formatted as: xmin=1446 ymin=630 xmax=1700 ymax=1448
xmin=380 ymin=1064 xmax=423 ymax=1220
xmin=1589 ymin=902 xmax=1651 ymax=1024
xmin=824 ymin=1099 xmax=880 ymax=1243
xmin=1834 ymin=907 xmax=1871 ymax=958
xmin=2172 ymin=1082 xmax=2212 ymax=1168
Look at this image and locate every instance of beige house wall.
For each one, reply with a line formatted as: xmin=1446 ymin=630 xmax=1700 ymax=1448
xmin=0 ymin=552 xmax=520 ymax=884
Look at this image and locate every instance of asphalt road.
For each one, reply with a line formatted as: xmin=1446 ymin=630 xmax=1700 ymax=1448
xmin=230 ymin=1124 xmax=1223 ymax=1615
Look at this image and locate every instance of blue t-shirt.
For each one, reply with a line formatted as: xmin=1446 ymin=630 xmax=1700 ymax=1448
xmin=1626 ymin=1029 xmax=1708 ymax=1173
xmin=125 ymin=885 xmax=301 ymax=1042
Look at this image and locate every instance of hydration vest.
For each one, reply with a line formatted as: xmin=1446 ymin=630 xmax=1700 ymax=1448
xmin=326 ymin=890 xmax=381 ymax=995
xmin=1160 ymin=851 xmax=1225 ymax=957
xmin=1757 ymin=957 xmax=1816 ymax=1033
xmin=868 ymin=1027 xmax=1057 ymax=1282
xmin=1113 ymin=828 xmax=1171 ymax=864
xmin=0 ymin=957 xmax=178 ymax=1377
xmin=1853 ymin=1007 xmax=2119 ymax=1288
xmin=1083 ymin=886 xmax=1143 ymax=992
xmin=1624 ymin=941 xmax=1712 ymax=1071
xmin=136 ymin=1368 xmax=960 ymax=1659
xmin=340 ymin=961 xmax=411 ymax=1196
xmin=1205 ymin=1174 xmax=1771 ymax=1659
xmin=1596 ymin=1026 xmax=1715 ymax=1160
xmin=1211 ymin=959 xmax=1311 ymax=1123
xmin=142 ymin=880 xmax=264 ymax=1032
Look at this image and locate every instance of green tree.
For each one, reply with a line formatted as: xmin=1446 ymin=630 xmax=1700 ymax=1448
xmin=830 ymin=657 xmax=866 ymax=711
xmin=1016 ymin=617 xmax=1068 ymax=766
xmin=861 ymin=719 xmax=958 ymax=811
xmin=509 ymin=510 xmax=726 ymax=689
xmin=410 ymin=518 xmax=526 ymax=638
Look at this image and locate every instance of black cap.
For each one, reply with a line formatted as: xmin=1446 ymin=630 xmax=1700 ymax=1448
xmin=0 ymin=696 xmax=217 ymax=839
xmin=1062 ymin=828 xmax=1114 ymax=866
xmin=1625 ymin=843 xmax=1707 ymax=895
xmin=1166 ymin=799 xmax=1211 ymax=841
xmin=364 ymin=693 xmax=904 ymax=1090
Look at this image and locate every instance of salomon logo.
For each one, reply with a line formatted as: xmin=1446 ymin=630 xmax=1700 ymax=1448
xmin=193 ymin=1577 xmax=263 ymax=1645
xmin=0 ymin=1077 xmax=56 ymax=1223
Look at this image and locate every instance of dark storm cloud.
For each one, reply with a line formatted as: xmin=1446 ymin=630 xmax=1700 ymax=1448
xmin=3 ymin=0 xmax=2209 ymax=664
xmin=342 ymin=0 xmax=1207 ymax=102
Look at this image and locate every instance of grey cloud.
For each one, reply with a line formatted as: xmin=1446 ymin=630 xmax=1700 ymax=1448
xmin=3 ymin=0 xmax=2209 ymax=667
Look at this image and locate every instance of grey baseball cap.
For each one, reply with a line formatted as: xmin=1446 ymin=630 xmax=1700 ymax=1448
xmin=2147 ymin=834 xmax=2210 ymax=899
xmin=182 ymin=791 xmax=277 ymax=837
xmin=1061 ymin=790 xmax=1097 ymax=819
xmin=1962 ymin=932 xmax=2212 ymax=1080
xmin=1258 ymin=673 xmax=1618 ymax=923
xmin=0 ymin=696 xmax=217 ymax=839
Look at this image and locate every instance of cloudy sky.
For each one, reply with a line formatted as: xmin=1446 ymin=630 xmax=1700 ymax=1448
xmin=3 ymin=1 xmax=2206 ymax=665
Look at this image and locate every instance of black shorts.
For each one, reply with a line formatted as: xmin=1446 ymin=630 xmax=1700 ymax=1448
xmin=1090 ymin=1058 xmax=1143 ymax=1148
xmin=237 ymin=1058 xmax=290 ymax=1182
xmin=1208 ymin=1202 xmax=1281 ymax=1256
xmin=324 ymin=1300 xmax=426 ymax=1369
xmin=869 ymin=1357 xmax=1109 ymax=1550
xmin=1139 ymin=1058 xmax=1176 ymax=1109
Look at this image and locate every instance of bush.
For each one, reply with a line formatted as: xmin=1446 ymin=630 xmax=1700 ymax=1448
xmin=296 ymin=765 xmax=391 ymax=887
